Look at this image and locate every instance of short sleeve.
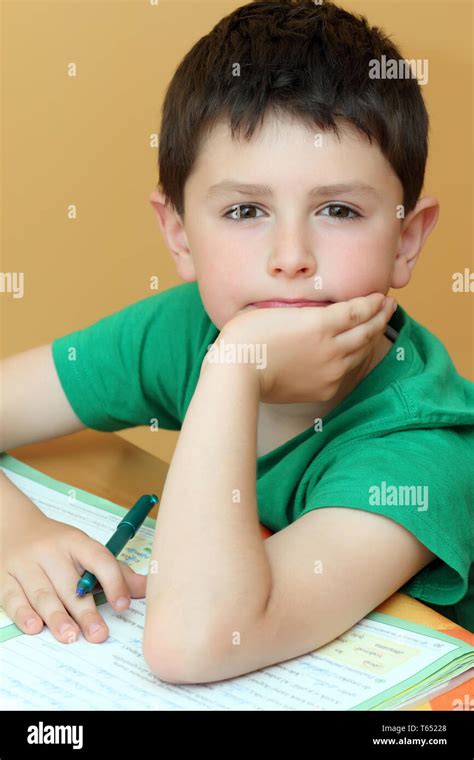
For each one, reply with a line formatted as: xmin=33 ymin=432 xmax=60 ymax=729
xmin=300 ymin=428 xmax=474 ymax=609
xmin=51 ymin=283 xmax=217 ymax=432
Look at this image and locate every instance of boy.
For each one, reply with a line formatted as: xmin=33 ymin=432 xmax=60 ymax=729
xmin=1 ymin=0 xmax=473 ymax=684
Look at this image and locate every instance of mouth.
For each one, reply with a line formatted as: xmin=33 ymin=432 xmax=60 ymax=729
xmin=248 ymin=299 xmax=334 ymax=308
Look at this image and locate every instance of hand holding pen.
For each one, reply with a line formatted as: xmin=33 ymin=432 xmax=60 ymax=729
xmin=0 ymin=492 xmax=158 ymax=646
xmin=76 ymin=494 xmax=158 ymax=597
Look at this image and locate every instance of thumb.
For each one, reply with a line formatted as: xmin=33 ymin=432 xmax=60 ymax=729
xmin=119 ymin=562 xmax=147 ymax=598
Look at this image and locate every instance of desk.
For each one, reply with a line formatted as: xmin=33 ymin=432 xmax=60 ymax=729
xmin=8 ymin=429 xmax=473 ymax=711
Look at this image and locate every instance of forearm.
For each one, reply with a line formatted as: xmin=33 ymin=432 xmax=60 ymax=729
xmin=145 ymin=353 xmax=272 ymax=648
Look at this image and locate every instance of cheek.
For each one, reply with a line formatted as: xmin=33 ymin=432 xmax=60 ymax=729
xmin=193 ymin=224 xmax=253 ymax=285
xmin=193 ymin=250 xmax=243 ymax=328
xmin=321 ymin=224 xmax=396 ymax=298
xmin=186 ymin=220 xmax=254 ymax=326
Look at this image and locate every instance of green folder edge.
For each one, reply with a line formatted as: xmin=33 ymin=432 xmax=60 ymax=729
xmin=1 ymin=452 xmax=472 ymax=711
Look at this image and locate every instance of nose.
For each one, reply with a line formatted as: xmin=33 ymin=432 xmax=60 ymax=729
xmin=266 ymin=221 xmax=317 ymax=279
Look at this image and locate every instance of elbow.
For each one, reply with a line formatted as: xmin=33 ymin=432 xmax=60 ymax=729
xmin=143 ymin=639 xmax=206 ymax=685
xmin=142 ymin=616 xmax=219 ymax=685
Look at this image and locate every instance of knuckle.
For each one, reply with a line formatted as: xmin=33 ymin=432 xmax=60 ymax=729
xmin=348 ymin=306 xmax=361 ymax=325
xmin=99 ymin=561 xmax=124 ymax=589
xmin=87 ymin=543 xmax=116 ymax=567
xmin=1 ymin=584 xmax=20 ymax=608
xmin=362 ymin=329 xmax=373 ymax=346
xmin=31 ymin=586 xmax=54 ymax=606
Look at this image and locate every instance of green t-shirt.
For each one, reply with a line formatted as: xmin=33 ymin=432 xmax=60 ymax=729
xmin=51 ymin=282 xmax=474 ymax=632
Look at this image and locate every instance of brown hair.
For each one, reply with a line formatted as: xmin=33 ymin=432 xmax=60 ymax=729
xmin=158 ymin=0 xmax=429 ymax=218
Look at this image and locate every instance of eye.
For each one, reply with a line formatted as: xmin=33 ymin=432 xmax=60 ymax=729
xmin=320 ymin=204 xmax=361 ymax=221
xmin=223 ymin=204 xmax=265 ymax=222
xmin=222 ymin=202 xmax=362 ymax=223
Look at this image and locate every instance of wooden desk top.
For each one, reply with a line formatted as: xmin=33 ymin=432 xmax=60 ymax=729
xmin=9 ymin=428 xmax=168 ymax=520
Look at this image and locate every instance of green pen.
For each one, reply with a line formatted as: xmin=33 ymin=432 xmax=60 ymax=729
xmin=75 ymin=493 xmax=159 ymax=597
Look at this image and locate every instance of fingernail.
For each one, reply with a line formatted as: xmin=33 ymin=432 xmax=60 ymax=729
xmin=88 ymin=622 xmax=103 ymax=634
xmin=59 ymin=622 xmax=75 ymax=635
xmin=381 ymin=297 xmax=387 ymax=308
xmin=114 ymin=597 xmax=130 ymax=610
xmin=392 ymin=300 xmax=397 ymax=312
xmin=25 ymin=616 xmax=39 ymax=628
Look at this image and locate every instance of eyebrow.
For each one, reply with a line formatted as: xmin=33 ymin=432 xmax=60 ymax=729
xmin=205 ymin=180 xmax=380 ymax=200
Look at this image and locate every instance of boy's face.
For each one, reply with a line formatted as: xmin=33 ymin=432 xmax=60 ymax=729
xmin=156 ymin=113 xmax=427 ymax=330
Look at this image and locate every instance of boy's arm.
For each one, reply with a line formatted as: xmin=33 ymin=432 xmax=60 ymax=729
xmin=0 ymin=344 xmax=149 ymax=644
xmin=143 ymin=357 xmax=272 ymax=680
xmin=0 ymin=343 xmax=85 ymax=451
xmin=143 ymin=357 xmax=436 ymax=685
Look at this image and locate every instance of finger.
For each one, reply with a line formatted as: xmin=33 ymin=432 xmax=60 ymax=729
xmin=341 ymin=339 xmax=382 ymax=375
xmin=119 ymin=561 xmax=147 ymax=598
xmin=0 ymin=573 xmax=45 ymax=635
xmin=53 ymin=569 xmax=112 ymax=643
xmin=335 ymin=296 xmax=396 ymax=356
xmin=6 ymin=566 xmax=80 ymax=644
xmin=73 ymin=540 xmax=132 ymax=614
xmin=324 ymin=293 xmax=387 ymax=336
xmin=62 ymin=564 xmax=146 ymax=643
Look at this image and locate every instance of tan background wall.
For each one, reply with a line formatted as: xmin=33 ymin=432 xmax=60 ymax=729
xmin=2 ymin=0 xmax=472 ymax=465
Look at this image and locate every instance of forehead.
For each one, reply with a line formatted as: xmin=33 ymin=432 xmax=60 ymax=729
xmin=196 ymin=112 xmax=369 ymax=158
xmin=185 ymin=113 xmax=401 ymax=202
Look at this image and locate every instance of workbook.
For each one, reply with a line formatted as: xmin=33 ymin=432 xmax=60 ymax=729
xmin=1 ymin=453 xmax=473 ymax=711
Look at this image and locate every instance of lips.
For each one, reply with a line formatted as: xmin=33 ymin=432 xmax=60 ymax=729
xmin=250 ymin=300 xmax=334 ymax=308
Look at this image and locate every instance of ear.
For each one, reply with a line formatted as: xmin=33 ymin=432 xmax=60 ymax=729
xmin=390 ymin=196 xmax=440 ymax=289
xmin=149 ymin=189 xmax=197 ymax=282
